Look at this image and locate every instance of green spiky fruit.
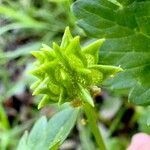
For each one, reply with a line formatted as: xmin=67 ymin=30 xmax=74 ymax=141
xmin=30 ymin=27 xmax=123 ymax=109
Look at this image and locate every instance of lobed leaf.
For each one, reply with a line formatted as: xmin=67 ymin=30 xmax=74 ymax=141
xmin=73 ymin=0 xmax=150 ymax=105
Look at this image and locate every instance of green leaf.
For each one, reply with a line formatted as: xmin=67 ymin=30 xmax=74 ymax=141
xmin=83 ymin=39 xmax=105 ymax=65
xmin=17 ymin=106 xmax=79 ymax=150
xmin=27 ymin=117 xmax=47 ymax=149
xmin=79 ymin=125 xmax=95 ymax=150
xmin=73 ymin=0 xmax=150 ymax=105
xmin=17 ymin=131 xmax=29 ymax=150
xmin=47 ymin=106 xmax=79 ymax=148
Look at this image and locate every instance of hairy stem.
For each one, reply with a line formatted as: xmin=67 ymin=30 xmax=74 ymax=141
xmin=83 ymin=103 xmax=106 ymax=150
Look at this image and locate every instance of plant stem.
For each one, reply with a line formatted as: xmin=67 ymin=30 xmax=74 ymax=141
xmin=108 ymin=106 xmax=126 ymax=136
xmin=83 ymin=103 xmax=106 ymax=150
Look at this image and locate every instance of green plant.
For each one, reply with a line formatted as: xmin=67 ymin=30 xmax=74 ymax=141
xmin=30 ymin=27 xmax=122 ymax=108
xmin=1 ymin=0 xmax=148 ymax=149
xmin=17 ymin=27 xmax=122 ymax=150
xmin=72 ymin=0 xmax=150 ymax=106
xmin=0 ymin=0 xmax=78 ymax=102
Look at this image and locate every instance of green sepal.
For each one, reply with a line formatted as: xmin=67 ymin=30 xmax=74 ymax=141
xmin=38 ymin=96 xmax=49 ymax=109
xmin=41 ymin=61 xmax=58 ymax=73
xmin=78 ymin=84 xmax=94 ymax=107
xmin=53 ymin=42 xmax=71 ymax=70
xmin=38 ymin=96 xmax=55 ymax=109
xmin=60 ymin=69 xmax=68 ymax=81
xmin=41 ymin=44 xmax=56 ymax=61
xmin=58 ymin=88 xmax=66 ymax=106
xmin=83 ymin=39 xmax=105 ymax=64
xmin=32 ymin=78 xmax=48 ymax=95
xmin=40 ymin=49 xmax=56 ymax=61
xmin=41 ymin=44 xmax=53 ymax=51
xmin=47 ymin=82 xmax=60 ymax=96
xmin=66 ymin=36 xmax=87 ymax=67
xmin=30 ymin=80 xmax=41 ymax=90
xmin=90 ymin=69 xmax=103 ymax=85
xmin=60 ymin=26 xmax=73 ymax=49
xmin=32 ymin=87 xmax=49 ymax=96
xmin=31 ymin=51 xmax=45 ymax=63
xmin=76 ymin=68 xmax=91 ymax=85
xmin=29 ymin=68 xmax=45 ymax=79
xmin=89 ymin=65 xmax=123 ymax=80
xmin=32 ymin=78 xmax=59 ymax=98
xmin=66 ymin=36 xmax=81 ymax=54
xmin=76 ymin=68 xmax=91 ymax=75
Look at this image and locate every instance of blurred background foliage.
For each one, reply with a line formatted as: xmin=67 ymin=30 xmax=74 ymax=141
xmin=0 ymin=0 xmax=79 ymax=102
xmin=0 ymin=0 xmax=150 ymax=150
xmin=0 ymin=0 xmax=80 ymax=149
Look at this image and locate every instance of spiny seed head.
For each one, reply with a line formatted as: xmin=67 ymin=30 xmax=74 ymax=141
xmin=30 ymin=27 xmax=123 ymax=109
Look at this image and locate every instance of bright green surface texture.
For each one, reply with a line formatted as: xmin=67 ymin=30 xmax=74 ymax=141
xmin=73 ymin=0 xmax=150 ymax=105
xmin=30 ymin=27 xmax=122 ymax=108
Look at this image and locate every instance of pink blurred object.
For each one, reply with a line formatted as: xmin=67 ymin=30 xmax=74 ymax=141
xmin=127 ymin=133 xmax=150 ymax=150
